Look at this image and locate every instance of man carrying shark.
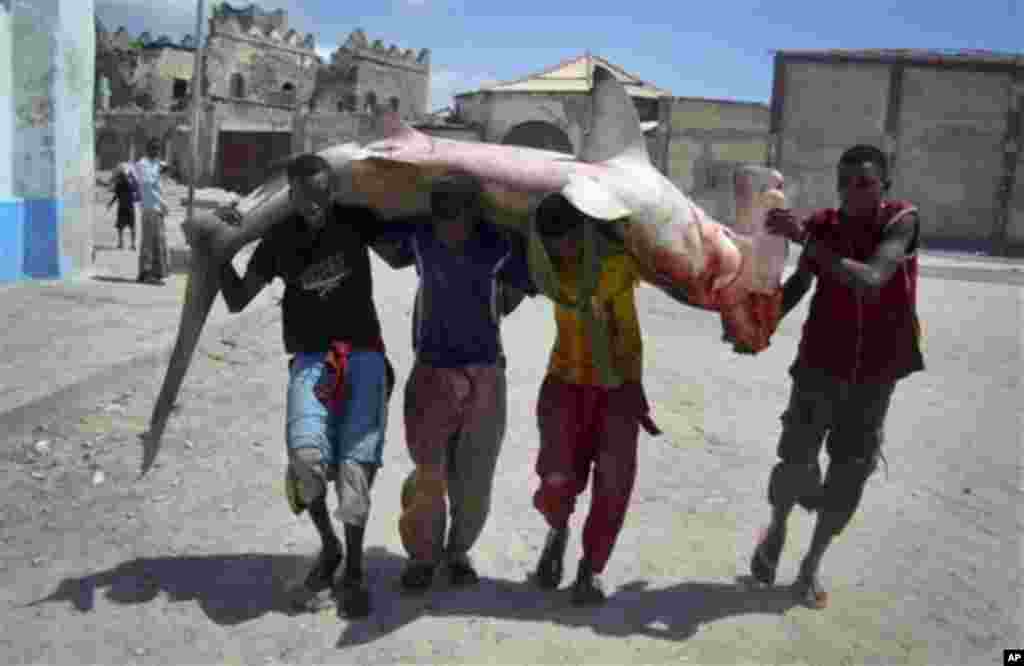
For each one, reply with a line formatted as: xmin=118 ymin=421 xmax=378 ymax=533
xmin=217 ymin=153 xmax=402 ymax=619
xmin=376 ymin=173 xmax=538 ymax=594
xmin=528 ymin=191 xmax=708 ymax=605
xmin=152 ymin=64 xmax=791 ymax=616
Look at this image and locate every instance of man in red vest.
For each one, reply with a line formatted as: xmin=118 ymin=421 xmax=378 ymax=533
xmin=744 ymin=145 xmax=925 ymax=608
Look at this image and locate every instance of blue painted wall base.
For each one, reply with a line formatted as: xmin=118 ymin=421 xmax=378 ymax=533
xmin=0 ymin=199 xmax=25 ymax=282
xmin=0 ymin=198 xmax=68 ymax=282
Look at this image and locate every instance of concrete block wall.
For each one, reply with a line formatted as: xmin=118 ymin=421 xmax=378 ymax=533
xmin=895 ymin=67 xmax=1011 ymax=244
xmin=774 ymin=55 xmax=1024 ymax=251
xmin=1011 ymin=98 xmax=1024 ymax=245
xmin=666 ymin=98 xmax=772 ymax=223
xmin=3 ymin=0 xmax=95 ymax=282
xmin=774 ymin=61 xmax=890 ymax=217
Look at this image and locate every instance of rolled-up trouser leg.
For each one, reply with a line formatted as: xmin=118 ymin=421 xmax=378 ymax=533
xmin=289 ymin=446 xmax=329 ymax=506
xmin=336 ymin=460 xmax=377 ymax=527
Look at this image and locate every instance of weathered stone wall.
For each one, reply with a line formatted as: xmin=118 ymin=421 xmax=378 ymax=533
xmin=895 ymin=67 xmax=1011 ymax=245
xmin=667 ymin=98 xmax=772 ymax=223
xmin=352 ymin=56 xmax=428 ymax=118
xmin=204 ymin=26 xmax=317 ymax=108
xmin=1009 ymin=92 xmax=1024 ymax=247
xmin=95 ymin=112 xmax=188 ymax=171
xmin=774 ymin=56 xmax=1024 ymax=251
xmin=471 ymin=92 xmax=592 ymax=153
xmin=774 ymin=60 xmax=890 ymax=216
xmin=133 ymin=47 xmax=194 ymax=110
xmin=310 ymin=66 xmax=358 ymax=114
xmin=293 ymin=112 xmax=375 ymax=153
xmin=95 ymin=46 xmax=143 ymax=110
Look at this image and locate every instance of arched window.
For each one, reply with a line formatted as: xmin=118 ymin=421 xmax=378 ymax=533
xmin=281 ymin=82 xmax=296 ymax=106
xmin=230 ymin=73 xmax=245 ymax=98
xmin=364 ymin=91 xmax=377 ymax=113
xmin=337 ymin=100 xmax=346 ymax=112
xmin=344 ymin=93 xmax=358 ymax=112
xmin=389 ymin=96 xmax=400 ymax=112
xmin=346 ymin=66 xmax=359 ymax=84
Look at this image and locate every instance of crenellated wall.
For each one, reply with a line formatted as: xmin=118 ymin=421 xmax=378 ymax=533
xmin=312 ymin=29 xmax=430 ymax=119
xmin=203 ymin=4 xmax=318 ymax=109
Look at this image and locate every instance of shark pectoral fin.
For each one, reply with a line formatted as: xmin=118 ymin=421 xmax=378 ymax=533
xmin=561 ymin=174 xmax=632 ymax=222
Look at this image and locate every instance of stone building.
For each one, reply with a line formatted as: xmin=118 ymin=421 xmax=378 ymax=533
xmin=93 ymin=2 xmax=432 ymax=194
xmin=770 ymin=49 xmax=1024 ymax=253
xmin=453 ymin=53 xmax=670 ymax=157
xmin=453 ymin=54 xmax=775 ymax=223
xmin=311 ymin=29 xmax=430 ymax=120
xmin=203 ymin=3 xmax=318 ymax=110
xmin=95 ymin=23 xmax=197 ymax=113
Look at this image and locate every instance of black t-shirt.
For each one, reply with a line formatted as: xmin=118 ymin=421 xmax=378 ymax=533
xmin=246 ymin=204 xmax=385 ymax=353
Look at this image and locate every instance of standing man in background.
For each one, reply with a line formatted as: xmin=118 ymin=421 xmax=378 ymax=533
xmin=136 ymin=137 xmax=170 ymax=285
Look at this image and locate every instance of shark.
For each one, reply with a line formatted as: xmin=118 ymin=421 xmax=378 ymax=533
xmin=140 ymin=65 xmax=787 ymax=476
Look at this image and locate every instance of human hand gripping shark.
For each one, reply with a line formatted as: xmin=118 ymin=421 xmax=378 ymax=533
xmin=139 ymin=65 xmax=788 ymax=476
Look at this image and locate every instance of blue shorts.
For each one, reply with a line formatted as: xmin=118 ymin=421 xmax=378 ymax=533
xmin=286 ymin=350 xmax=389 ymax=467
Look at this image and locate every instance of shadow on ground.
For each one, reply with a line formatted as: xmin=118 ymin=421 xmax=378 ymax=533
xmin=90 ymin=276 xmax=148 ymax=285
xmin=334 ymin=548 xmax=800 ymax=647
xmin=29 ymin=547 xmax=800 ymax=642
xmin=27 ymin=553 xmax=314 ymax=626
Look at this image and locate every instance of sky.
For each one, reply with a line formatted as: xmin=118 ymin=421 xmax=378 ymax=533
xmin=96 ymin=0 xmax=1022 ymax=111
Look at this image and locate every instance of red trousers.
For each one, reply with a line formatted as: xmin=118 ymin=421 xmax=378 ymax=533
xmin=533 ymin=375 xmax=644 ymax=574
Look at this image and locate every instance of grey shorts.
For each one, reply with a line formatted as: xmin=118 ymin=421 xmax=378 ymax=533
xmin=778 ymin=366 xmax=897 ymax=465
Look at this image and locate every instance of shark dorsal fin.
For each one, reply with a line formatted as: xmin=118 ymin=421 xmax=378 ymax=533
xmin=579 ymin=65 xmax=650 ymax=165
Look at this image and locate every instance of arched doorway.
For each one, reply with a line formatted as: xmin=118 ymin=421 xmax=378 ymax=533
xmin=501 ymin=121 xmax=573 ymax=154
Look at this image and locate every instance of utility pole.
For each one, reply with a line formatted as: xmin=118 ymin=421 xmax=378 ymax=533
xmin=186 ymin=0 xmax=207 ymax=232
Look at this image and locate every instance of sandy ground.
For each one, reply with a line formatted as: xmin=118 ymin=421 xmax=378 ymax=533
xmin=0 ymin=188 xmax=1020 ymax=665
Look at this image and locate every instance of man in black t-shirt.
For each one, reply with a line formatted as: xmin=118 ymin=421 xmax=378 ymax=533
xmin=219 ymin=154 xmax=398 ymax=619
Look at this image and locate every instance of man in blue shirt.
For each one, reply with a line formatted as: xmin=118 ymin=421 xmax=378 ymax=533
xmin=135 ymin=138 xmax=171 ymax=284
xmin=386 ymin=174 xmax=537 ymax=592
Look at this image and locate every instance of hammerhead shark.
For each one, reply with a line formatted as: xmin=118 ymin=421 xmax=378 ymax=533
xmin=140 ymin=65 xmax=787 ymax=476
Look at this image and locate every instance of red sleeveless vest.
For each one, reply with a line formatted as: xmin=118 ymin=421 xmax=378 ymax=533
xmin=796 ymin=200 xmax=925 ymax=384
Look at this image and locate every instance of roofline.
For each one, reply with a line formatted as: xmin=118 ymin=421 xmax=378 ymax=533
xmin=454 ymin=88 xmax=669 ymax=99
xmin=453 ymin=52 xmax=669 ymax=98
xmin=140 ymin=44 xmax=197 ymax=52
xmin=774 ymin=49 xmax=1024 ymax=74
xmin=673 ymin=95 xmax=768 ymax=108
